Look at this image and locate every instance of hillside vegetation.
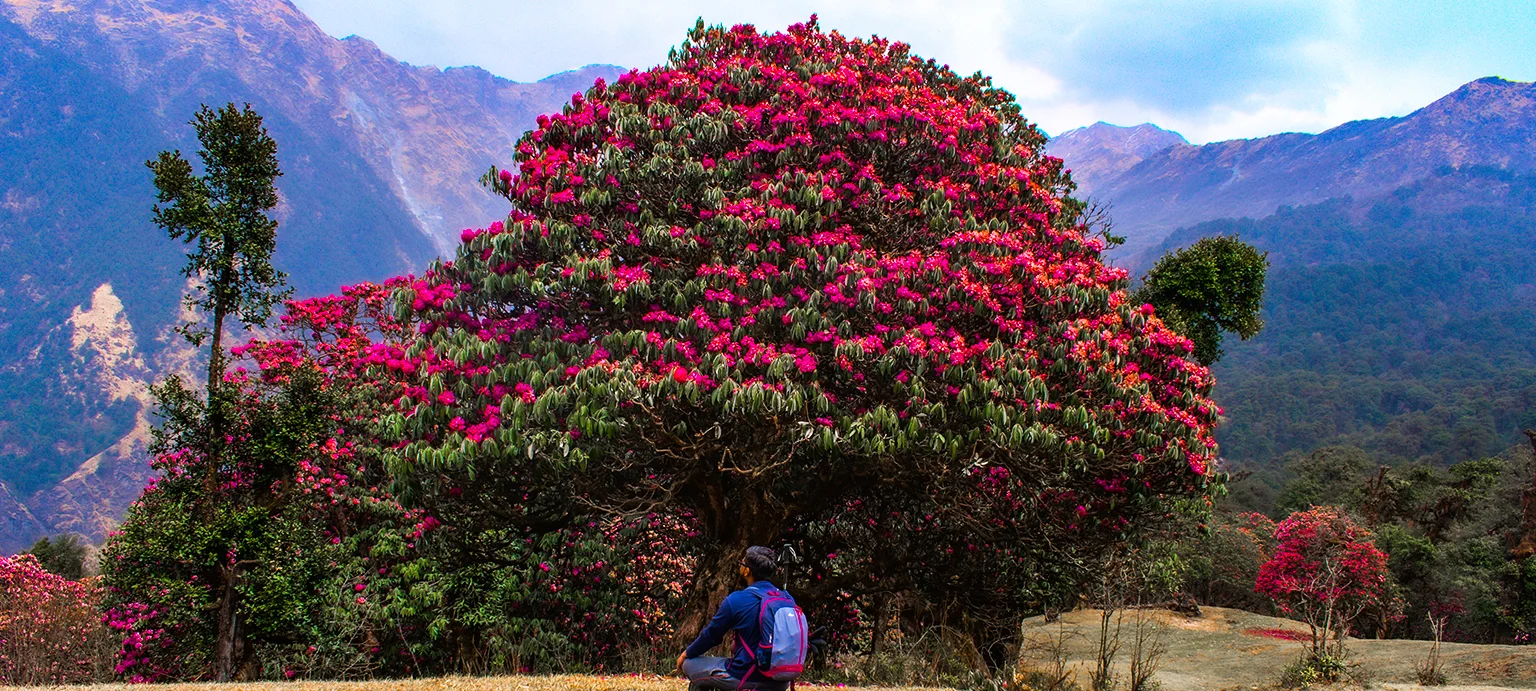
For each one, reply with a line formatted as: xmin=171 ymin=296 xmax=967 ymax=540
xmin=1151 ymin=167 xmax=1536 ymax=468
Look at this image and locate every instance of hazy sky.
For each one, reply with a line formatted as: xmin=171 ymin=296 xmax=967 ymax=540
xmin=289 ymin=0 xmax=1536 ymax=144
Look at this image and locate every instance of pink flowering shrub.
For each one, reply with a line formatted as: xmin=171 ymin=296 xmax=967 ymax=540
xmin=384 ymin=15 xmax=1221 ymax=649
xmin=1256 ymin=507 xmax=1393 ymax=660
xmin=0 ymin=554 xmax=111 ymax=685
xmin=100 ymin=282 xmax=423 ymax=681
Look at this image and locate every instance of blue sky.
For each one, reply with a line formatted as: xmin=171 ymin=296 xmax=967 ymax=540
xmin=290 ymin=0 xmax=1536 ymax=144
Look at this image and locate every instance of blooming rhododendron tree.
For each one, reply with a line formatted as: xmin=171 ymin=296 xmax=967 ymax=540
xmin=107 ymin=283 xmax=697 ymax=676
xmin=384 ymin=16 xmax=1221 ymax=640
xmin=1256 ymin=507 xmax=1392 ymax=662
xmin=0 ymin=554 xmax=110 ymax=685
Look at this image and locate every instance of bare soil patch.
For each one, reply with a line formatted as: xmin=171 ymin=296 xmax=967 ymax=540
xmin=1019 ymin=606 xmax=1536 ymax=690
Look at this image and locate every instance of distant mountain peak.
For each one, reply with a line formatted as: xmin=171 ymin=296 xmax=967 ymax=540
xmin=1048 ymin=76 xmax=1536 ymax=258
xmin=1471 ymin=75 xmax=1521 ymax=86
xmin=1045 ymin=122 xmax=1189 ymax=193
xmin=539 ymin=64 xmax=628 ymax=82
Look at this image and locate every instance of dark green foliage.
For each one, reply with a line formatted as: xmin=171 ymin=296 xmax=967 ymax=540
xmin=1133 ymin=236 xmax=1268 ymax=365
xmin=26 ymin=534 xmax=88 ymax=580
xmin=1155 ymin=167 xmax=1536 ymax=466
xmin=1274 ymin=447 xmax=1373 ymax=517
xmin=148 ymin=103 xmax=290 ymax=352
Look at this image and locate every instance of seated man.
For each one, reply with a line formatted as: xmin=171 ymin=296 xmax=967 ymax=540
xmin=676 ymin=546 xmax=796 ymax=691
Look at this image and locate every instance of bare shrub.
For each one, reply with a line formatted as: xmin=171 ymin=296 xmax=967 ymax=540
xmin=1016 ymin=621 xmax=1080 ymax=691
xmin=1125 ymin=611 xmax=1166 ymax=691
xmin=1415 ymin=612 xmax=1448 ymax=686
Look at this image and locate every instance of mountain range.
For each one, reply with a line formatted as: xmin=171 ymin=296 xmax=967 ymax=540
xmin=1048 ymin=77 xmax=1536 ymax=261
xmin=0 ymin=0 xmax=619 ymax=551
xmin=1048 ymin=76 xmax=1536 ymax=481
xmin=2 ymin=0 xmax=1534 ymax=553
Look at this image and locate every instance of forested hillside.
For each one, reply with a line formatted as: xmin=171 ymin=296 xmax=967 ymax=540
xmin=1154 ymin=167 xmax=1536 ymax=467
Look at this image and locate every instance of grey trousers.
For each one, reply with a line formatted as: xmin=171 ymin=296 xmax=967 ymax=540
xmin=681 ymin=656 xmax=789 ymax=691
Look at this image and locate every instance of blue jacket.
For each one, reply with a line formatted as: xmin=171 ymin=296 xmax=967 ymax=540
xmin=685 ymin=581 xmax=789 ymax=681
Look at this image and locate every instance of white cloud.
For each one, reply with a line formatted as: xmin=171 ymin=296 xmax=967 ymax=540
xmin=290 ymin=0 xmax=1536 ymax=144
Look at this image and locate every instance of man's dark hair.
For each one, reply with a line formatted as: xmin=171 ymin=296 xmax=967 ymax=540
xmin=743 ymin=546 xmax=778 ymax=581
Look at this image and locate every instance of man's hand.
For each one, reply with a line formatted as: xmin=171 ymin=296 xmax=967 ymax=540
xmin=675 ymin=651 xmax=688 ymax=672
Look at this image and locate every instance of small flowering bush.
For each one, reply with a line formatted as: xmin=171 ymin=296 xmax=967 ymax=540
xmin=0 ymin=553 xmax=112 ymax=685
xmin=385 ymin=16 xmax=1221 ymax=644
xmin=1256 ymin=507 xmax=1392 ymax=664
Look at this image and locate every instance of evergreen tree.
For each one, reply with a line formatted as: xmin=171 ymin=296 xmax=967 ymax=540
xmin=134 ymin=102 xmax=289 ymax=681
xmin=1134 ymin=235 xmax=1268 ymax=365
xmin=25 ymin=534 xmax=87 ymax=580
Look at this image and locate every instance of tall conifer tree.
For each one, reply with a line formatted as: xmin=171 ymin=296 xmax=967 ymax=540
xmin=145 ymin=102 xmax=289 ymax=681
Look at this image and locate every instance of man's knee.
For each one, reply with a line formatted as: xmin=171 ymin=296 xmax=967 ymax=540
xmin=681 ymin=655 xmax=730 ymax=682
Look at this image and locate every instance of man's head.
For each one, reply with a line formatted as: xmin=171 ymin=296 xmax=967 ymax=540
xmin=740 ymin=546 xmax=777 ymax=583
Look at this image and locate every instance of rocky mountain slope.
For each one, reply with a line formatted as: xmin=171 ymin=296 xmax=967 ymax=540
xmin=1050 ymin=77 xmax=1536 ymax=259
xmin=0 ymin=0 xmax=619 ymax=552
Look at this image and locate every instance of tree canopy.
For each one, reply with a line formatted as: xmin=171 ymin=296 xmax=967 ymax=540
xmin=1134 ymin=235 xmax=1267 ymax=365
xmin=381 ymin=17 xmax=1222 ymax=640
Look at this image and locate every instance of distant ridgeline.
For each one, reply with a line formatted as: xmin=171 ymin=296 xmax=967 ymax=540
xmin=1154 ymin=166 xmax=1536 ymax=467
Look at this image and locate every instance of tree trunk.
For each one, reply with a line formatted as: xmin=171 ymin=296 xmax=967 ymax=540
xmin=207 ymin=303 xmax=225 ymax=397
xmin=208 ymin=302 xmax=235 ymax=681
xmin=869 ymin=592 xmax=889 ymax=657
xmin=203 ymin=304 xmax=227 ymax=499
xmin=214 ymin=563 xmax=241 ymax=681
xmin=674 ymin=484 xmax=786 ymax=647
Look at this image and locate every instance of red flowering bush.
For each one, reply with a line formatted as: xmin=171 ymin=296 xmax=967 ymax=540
xmin=99 ymin=282 xmax=426 ymax=681
xmin=1256 ymin=507 xmax=1392 ymax=661
xmin=383 ymin=16 xmax=1219 ymax=645
xmin=0 ymin=553 xmax=111 ymax=685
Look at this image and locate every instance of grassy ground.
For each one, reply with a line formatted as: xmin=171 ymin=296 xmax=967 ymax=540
xmin=1018 ymin=606 xmax=1536 ymax=690
xmin=10 ymin=676 xmax=948 ymax=691
xmin=17 ymin=607 xmax=1535 ymax=691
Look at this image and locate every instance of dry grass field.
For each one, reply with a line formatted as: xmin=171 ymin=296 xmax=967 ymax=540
xmin=7 ymin=676 xmax=948 ymax=691
xmin=1018 ymin=606 xmax=1536 ymax=690
xmin=15 ymin=607 xmax=1536 ymax=691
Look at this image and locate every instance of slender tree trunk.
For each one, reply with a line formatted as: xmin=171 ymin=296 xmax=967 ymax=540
xmin=214 ymin=563 xmax=240 ymax=681
xmin=207 ymin=304 xmax=225 ymax=397
xmin=870 ymin=592 xmax=889 ymax=657
xmin=207 ymin=302 xmax=235 ymax=681
xmin=202 ymin=304 xmax=227 ymax=496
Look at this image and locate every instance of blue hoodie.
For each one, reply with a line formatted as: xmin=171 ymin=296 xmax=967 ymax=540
xmin=684 ymin=581 xmax=790 ymax=681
